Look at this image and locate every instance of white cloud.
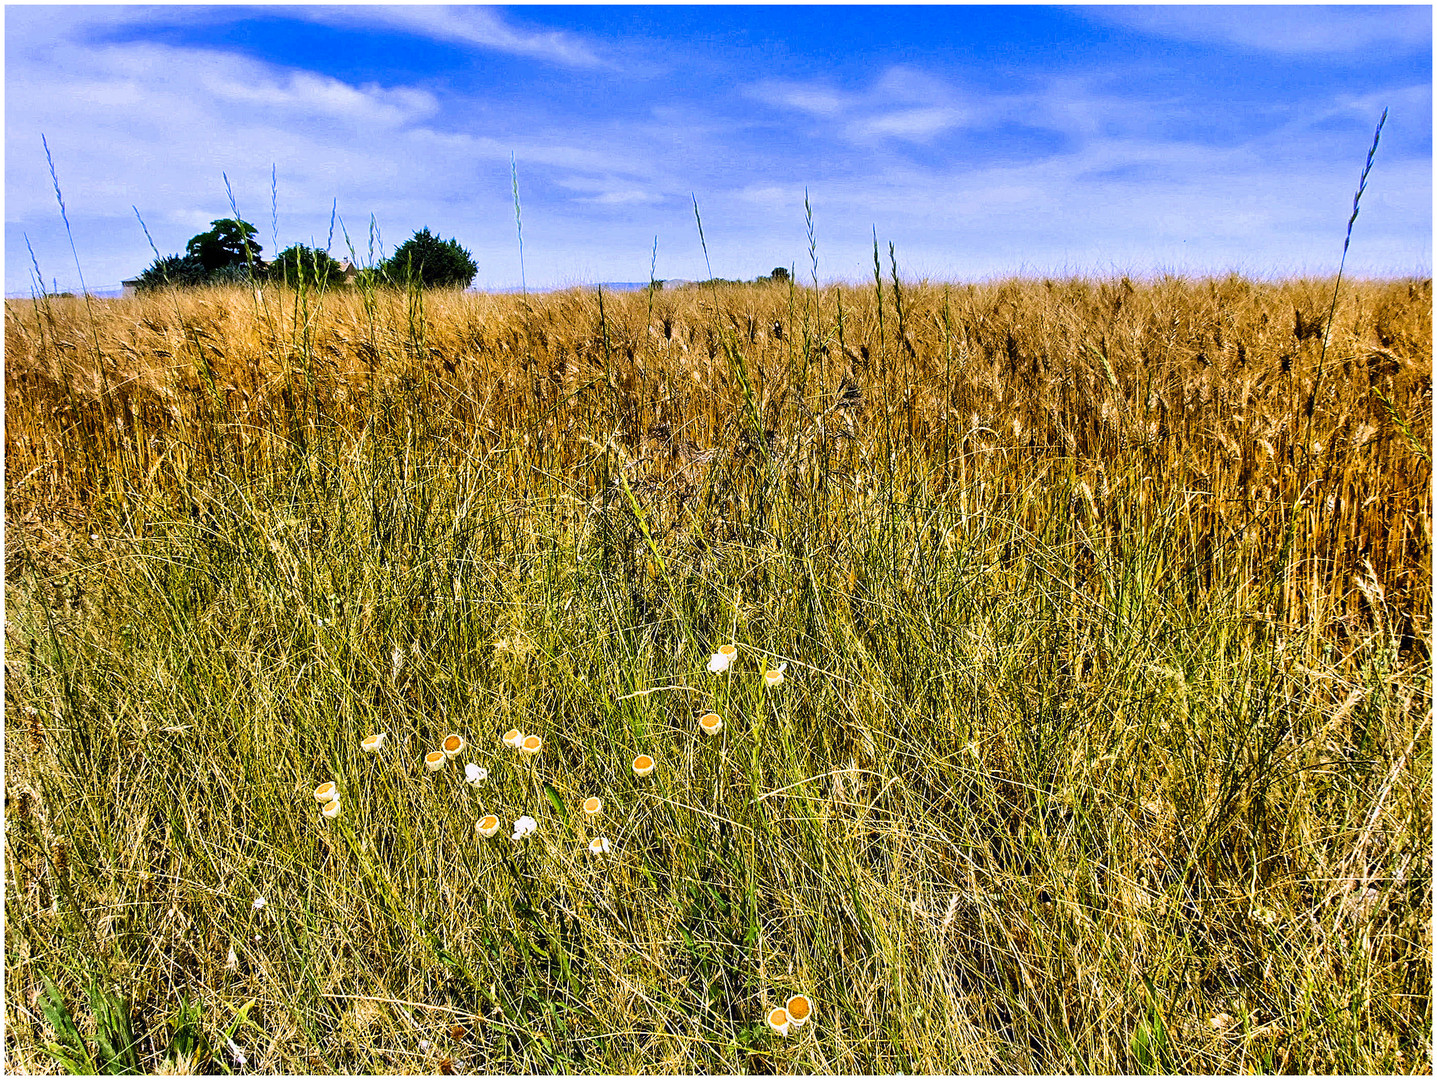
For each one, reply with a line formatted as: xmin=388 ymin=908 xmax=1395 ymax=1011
xmin=188 ymin=65 xmax=438 ymax=127
xmin=750 ymin=80 xmax=853 ymax=118
xmin=871 ymin=65 xmax=957 ymax=104
xmin=748 ymin=66 xmax=974 ymax=145
xmin=290 ymin=6 xmax=605 ymax=68
xmin=8 ymin=41 xmax=443 ymax=220
xmin=1086 ymin=5 xmax=1431 ymax=56
xmin=855 ymin=106 xmax=967 ymax=141
xmin=589 ymin=190 xmax=661 ymax=207
xmin=3 ymin=4 xmax=606 ymax=68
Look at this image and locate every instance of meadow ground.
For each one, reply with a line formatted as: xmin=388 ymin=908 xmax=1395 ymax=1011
xmin=3 ymin=273 xmax=1431 ymax=1073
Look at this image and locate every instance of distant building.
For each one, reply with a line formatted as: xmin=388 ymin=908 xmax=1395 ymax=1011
xmin=120 ymin=277 xmax=143 ymax=298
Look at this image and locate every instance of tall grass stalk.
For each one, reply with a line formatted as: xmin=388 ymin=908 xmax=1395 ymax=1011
xmin=512 ymin=152 xmax=527 ymax=297
xmin=42 ymin=136 xmax=113 ymax=471
xmin=1306 ymin=108 xmax=1389 ymax=479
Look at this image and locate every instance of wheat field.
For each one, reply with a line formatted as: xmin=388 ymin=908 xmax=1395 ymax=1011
xmin=4 ymin=272 xmax=1431 ymax=1073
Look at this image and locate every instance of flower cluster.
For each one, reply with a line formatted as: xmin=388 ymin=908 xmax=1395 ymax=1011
xmin=346 ymin=648 xmax=810 ymax=1041
xmin=501 ymin=729 xmax=543 ymax=756
xmin=706 ymin=642 xmax=792 ymax=689
xmin=707 ymin=642 xmax=738 ymax=673
xmin=313 ymin=781 xmax=341 ymax=820
xmin=766 ymin=995 xmax=814 ymax=1036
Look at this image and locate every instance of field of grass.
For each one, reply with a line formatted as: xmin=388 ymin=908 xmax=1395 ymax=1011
xmin=4 ymin=270 xmax=1431 ymax=1073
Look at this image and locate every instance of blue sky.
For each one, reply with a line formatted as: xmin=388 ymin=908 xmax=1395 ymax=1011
xmin=6 ymin=5 xmax=1432 ymax=295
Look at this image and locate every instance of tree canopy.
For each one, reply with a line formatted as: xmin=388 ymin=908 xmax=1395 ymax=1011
xmin=185 ymin=218 xmax=263 ymax=272
xmin=384 ymin=228 xmax=477 ymax=288
xmin=132 ymin=253 xmax=209 ymax=291
xmin=269 ymin=244 xmax=345 ymax=287
xmin=132 ymin=220 xmax=482 ymax=291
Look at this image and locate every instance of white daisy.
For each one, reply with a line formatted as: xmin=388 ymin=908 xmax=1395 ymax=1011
xmin=766 ymin=1007 xmax=791 ymax=1036
xmin=707 ymin=643 xmax=738 ymax=673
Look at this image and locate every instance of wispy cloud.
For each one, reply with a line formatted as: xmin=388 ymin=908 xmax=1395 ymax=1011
xmin=192 ymin=64 xmax=439 ymax=128
xmin=1086 ymin=5 xmax=1431 ymax=57
xmin=748 ymin=66 xmax=973 ymax=145
xmin=4 ymin=5 xmax=606 ymax=68
xmin=291 ymin=6 xmax=606 ymax=68
xmin=855 ymin=106 xmax=967 ymax=141
xmin=8 ymin=41 xmax=442 ymax=218
xmin=752 ymin=80 xmax=852 ymax=119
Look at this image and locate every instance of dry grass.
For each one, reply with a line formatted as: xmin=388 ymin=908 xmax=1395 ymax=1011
xmin=4 ymin=274 xmax=1431 ymax=1073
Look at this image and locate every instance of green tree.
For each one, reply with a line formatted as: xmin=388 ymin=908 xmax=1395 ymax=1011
xmin=185 ymin=218 xmax=263 ymax=273
xmin=269 ymin=244 xmax=344 ymax=287
xmin=133 ymin=253 xmax=209 ymax=291
xmin=384 ymin=228 xmax=477 ymax=288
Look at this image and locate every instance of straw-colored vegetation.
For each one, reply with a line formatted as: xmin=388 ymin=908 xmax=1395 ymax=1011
xmin=4 ymin=270 xmax=1431 ymax=1073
